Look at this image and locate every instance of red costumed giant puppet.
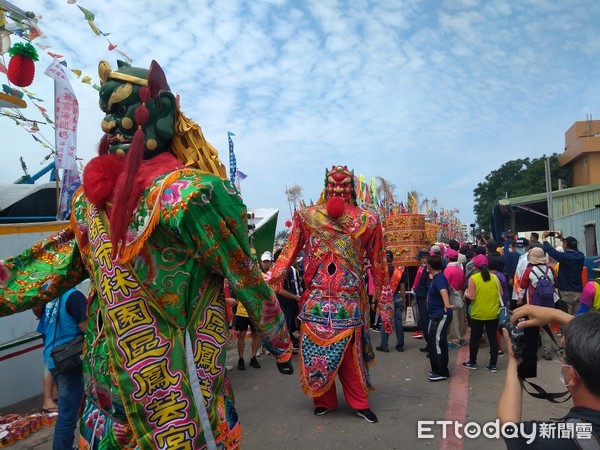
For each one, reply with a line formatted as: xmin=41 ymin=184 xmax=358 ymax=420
xmin=266 ymin=165 xmax=393 ymax=423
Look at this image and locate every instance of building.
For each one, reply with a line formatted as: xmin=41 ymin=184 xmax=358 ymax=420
xmin=492 ymin=119 xmax=600 ymax=257
xmin=558 ymin=118 xmax=600 ymax=186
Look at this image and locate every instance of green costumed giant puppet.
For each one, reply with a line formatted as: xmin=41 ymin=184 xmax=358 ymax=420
xmin=0 ymin=60 xmax=293 ymax=449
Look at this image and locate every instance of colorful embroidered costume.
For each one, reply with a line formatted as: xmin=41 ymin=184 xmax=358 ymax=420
xmin=266 ymin=166 xmax=392 ymax=411
xmin=0 ymin=60 xmax=292 ymax=449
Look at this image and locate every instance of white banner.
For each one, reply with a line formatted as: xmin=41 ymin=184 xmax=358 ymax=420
xmin=45 ymin=59 xmax=79 ymax=170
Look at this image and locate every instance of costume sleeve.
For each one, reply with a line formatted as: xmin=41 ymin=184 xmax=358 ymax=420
xmin=412 ymin=267 xmax=422 ymax=291
xmin=164 ymin=175 xmax=291 ymax=362
xmin=265 ymin=210 xmax=305 ymax=292
xmin=0 ymin=226 xmax=87 ymax=317
xmin=367 ymin=216 xmax=393 ymax=324
xmin=519 ymin=267 xmax=532 ymax=290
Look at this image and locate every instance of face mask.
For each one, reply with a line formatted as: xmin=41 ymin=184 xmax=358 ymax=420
xmin=516 ymin=247 xmax=526 ymax=255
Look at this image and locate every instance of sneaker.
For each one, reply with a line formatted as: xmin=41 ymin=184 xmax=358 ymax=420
xmin=459 ymin=339 xmax=466 ymax=346
xmin=462 ymin=361 xmax=478 ymax=370
xmin=412 ymin=331 xmax=423 ymax=339
xmin=314 ymin=407 xmax=335 ymax=416
xmin=237 ymin=358 xmax=245 ymax=370
xmin=497 ymin=350 xmax=505 ymax=356
xmin=428 ymin=373 xmax=448 ymax=382
xmin=396 ymin=345 xmax=404 ymax=352
xmin=375 ymin=346 xmax=390 ymax=353
xmin=448 ymin=343 xmax=460 ymax=349
xmin=356 ymin=408 xmax=378 ymax=423
xmin=486 ymin=364 xmax=498 ymax=373
xmin=249 ymin=357 xmax=261 ymax=368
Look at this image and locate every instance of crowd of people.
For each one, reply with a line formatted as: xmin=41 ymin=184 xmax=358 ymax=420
xmin=0 ymin=53 xmax=598 ymax=448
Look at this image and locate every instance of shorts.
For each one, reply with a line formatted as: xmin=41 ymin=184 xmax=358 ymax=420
xmin=234 ymin=315 xmax=257 ymax=332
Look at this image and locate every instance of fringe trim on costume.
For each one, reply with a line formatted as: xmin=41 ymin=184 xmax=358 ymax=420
xmin=299 ymin=324 xmax=355 ymax=398
xmin=119 ymin=169 xmax=197 ymax=263
xmin=171 ymin=109 xmax=227 ymax=179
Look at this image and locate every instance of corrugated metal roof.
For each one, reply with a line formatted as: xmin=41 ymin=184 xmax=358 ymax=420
xmin=498 ymin=183 xmax=600 ymax=206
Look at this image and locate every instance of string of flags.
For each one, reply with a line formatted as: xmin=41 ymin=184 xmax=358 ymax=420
xmin=0 ymin=1 xmax=133 ymax=158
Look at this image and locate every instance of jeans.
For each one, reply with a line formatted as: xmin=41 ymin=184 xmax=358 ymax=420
xmin=416 ymin=296 xmax=428 ymax=342
xmin=380 ymin=295 xmax=404 ymax=348
xmin=50 ymin=367 xmax=84 ymax=450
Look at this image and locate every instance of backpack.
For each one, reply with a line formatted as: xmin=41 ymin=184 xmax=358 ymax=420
xmin=530 ymin=266 xmax=555 ymax=307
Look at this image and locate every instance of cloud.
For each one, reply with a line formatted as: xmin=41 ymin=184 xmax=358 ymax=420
xmin=1 ymin=0 xmax=599 ymax=232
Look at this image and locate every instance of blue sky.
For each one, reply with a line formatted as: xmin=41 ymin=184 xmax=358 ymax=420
xmin=1 ymin=0 xmax=599 ymax=230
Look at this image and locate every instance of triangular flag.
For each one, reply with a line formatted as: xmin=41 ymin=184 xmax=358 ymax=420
xmin=77 ymin=5 xmax=95 ymax=21
xmin=0 ymin=62 xmax=6 ymax=74
xmin=70 ymin=69 xmax=82 ymax=78
xmin=35 ymin=43 xmax=51 ymax=50
xmin=47 ymin=52 xmax=64 ymax=59
xmin=92 ymin=84 xmax=101 ymax=91
xmin=116 ymin=49 xmax=132 ymax=63
xmin=27 ymin=27 xmax=41 ymax=40
xmin=108 ymin=42 xmax=117 ymax=51
xmin=59 ymin=60 xmax=68 ymax=67
xmin=81 ymin=76 xmax=92 ymax=84
xmin=87 ymin=21 xmax=100 ymax=36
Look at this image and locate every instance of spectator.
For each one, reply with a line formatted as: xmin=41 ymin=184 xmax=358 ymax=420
xmin=44 ymin=288 xmax=87 ymax=450
xmin=444 ymin=249 xmax=466 ymax=349
xmin=462 ymin=255 xmax=502 ymax=373
xmin=512 ymin=237 xmax=530 ymax=308
xmin=274 ymin=249 xmax=303 ymax=351
xmin=498 ymin=305 xmax=600 ymax=447
xmin=519 ymin=247 xmax=558 ymax=360
xmin=425 ymin=255 xmax=453 ymax=382
xmin=412 ymin=250 xmax=431 ymax=343
xmin=529 ymin=232 xmax=540 ymax=244
xmin=577 ymin=261 xmax=600 ymax=314
xmin=486 ymin=241 xmax=505 ymax=274
xmin=377 ymin=250 xmax=407 ymax=352
xmin=32 ymin=304 xmax=58 ymax=414
xmin=542 ymin=231 xmax=585 ymax=315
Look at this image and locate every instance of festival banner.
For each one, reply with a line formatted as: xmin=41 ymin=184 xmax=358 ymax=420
xmin=59 ymin=168 xmax=81 ymax=220
xmin=227 ymin=131 xmax=236 ymax=184
xmin=44 ymin=58 xmax=79 ymax=171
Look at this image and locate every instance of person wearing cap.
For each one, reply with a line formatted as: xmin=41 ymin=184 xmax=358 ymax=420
xmin=462 ymin=254 xmax=503 ymax=373
xmin=542 ymin=231 xmax=585 ymax=315
xmin=430 ymin=244 xmax=448 ymax=270
xmin=519 ymin=247 xmax=557 ymax=360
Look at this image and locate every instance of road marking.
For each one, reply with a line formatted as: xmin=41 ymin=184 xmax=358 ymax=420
xmin=439 ymin=344 xmax=470 ymax=450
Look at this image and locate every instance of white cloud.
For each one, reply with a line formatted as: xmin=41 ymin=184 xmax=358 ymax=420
xmin=1 ymin=0 xmax=599 ymax=233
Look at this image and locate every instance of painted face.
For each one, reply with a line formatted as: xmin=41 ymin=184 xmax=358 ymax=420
xmin=98 ymin=66 xmax=176 ymax=158
xmin=325 ymin=166 xmax=353 ymax=202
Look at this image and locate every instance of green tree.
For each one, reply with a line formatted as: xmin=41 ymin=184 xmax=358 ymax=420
xmin=473 ymin=154 xmax=570 ymax=230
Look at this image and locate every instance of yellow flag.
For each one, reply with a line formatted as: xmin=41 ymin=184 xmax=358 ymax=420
xmin=81 ymin=76 xmax=92 ymax=84
xmin=71 ymin=69 xmax=82 ymax=78
xmin=88 ymin=21 xmax=100 ymax=36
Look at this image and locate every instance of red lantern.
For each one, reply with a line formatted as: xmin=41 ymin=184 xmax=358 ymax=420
xmin=7 ymin=42 xmax=39 ymax=87
xmin=285 ymin=220 xmax=292 ymax=228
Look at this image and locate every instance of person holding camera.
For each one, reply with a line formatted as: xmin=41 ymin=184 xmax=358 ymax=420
xmin=542 ymin=231 xmax=585 ymax=315
xmin=498 ymin=305 xmax=600 ymax=448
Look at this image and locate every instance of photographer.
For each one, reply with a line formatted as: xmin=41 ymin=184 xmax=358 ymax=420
xmin=497 ymin=305 xmax=600 ymax=448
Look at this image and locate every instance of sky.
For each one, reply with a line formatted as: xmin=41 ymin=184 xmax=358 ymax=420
xmin=1 ymin=0 xmax=600 ymax=231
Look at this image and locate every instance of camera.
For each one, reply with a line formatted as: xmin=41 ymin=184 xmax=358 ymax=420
xmin=498 ymin=307 xmax=526 ymax=357
xmin=498 ymin=307 xmax=538 ymax=378
xmin=547 ymin=231 xmax=555 ymax=237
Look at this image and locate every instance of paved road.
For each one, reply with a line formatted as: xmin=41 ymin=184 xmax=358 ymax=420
xmin=2 ymin=330 xmax=569 ymax=449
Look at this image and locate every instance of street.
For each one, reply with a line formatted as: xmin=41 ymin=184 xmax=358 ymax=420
xmin=3 ymin=330 xmax=569 ymax=449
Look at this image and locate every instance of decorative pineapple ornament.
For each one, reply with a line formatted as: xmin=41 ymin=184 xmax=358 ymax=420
xmin=7 ymin=42 xmax=39 ymax=87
